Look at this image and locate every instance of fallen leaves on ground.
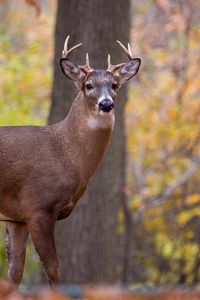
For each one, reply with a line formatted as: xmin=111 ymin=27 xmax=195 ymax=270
xmin=1 ymin=279 xmax=200 ymax=300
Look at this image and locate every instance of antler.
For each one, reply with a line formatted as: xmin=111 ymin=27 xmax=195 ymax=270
xmin=107 ymin=40 xmax=134 ymax=73
xmin=80 ymin=53 xmax=93 ymax=73
xmin=116 ymin=40 xmax=133 ymax=60
xmin=62 ymin=36 xmax=93 ymax=73
xmin=62 ymin=35 xmax=83 ymax=59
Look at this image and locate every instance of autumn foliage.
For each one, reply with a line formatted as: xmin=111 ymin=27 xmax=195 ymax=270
xmin=1 ymin=279 xmax=200 ymax=300
xmin=123 ymin=0 xmax=200 ymax=284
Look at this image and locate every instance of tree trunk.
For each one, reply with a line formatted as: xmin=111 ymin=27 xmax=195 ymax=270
xmin=48 ymin=0 xmax=130 ymax=284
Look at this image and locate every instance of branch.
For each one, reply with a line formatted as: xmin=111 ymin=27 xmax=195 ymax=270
xmin=145 ymin=160 xmax=200 ymax=209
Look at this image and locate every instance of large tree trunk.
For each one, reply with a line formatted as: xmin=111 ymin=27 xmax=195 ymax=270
xmin=48 ymin=0 xmax=130 ymax=284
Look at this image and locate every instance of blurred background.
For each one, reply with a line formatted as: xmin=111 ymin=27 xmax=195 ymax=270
xmin=0 ymin=0 xmax=200 ymax=289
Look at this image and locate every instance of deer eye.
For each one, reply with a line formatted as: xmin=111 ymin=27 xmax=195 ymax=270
xmin=111 ymin=83 xmax=117 ymax=91
xmin=85 ymin=83 xmax=93 ymax=91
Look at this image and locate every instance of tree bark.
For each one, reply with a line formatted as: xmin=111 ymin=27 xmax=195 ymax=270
xmin=48 ymin=0 xmax=130 ymax=284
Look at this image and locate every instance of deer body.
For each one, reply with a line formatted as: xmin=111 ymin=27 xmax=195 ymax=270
xmin=0 ymin=37 xmax=140 ymax=287
xmin=0 ymin=93 xmax=112 ymax=223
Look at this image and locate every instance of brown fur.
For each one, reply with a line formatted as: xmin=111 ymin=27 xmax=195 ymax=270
xmin=0 ymin=91 xmax=112 ymax=286
xmin=0 ymin=40 xmax=141 ymax=287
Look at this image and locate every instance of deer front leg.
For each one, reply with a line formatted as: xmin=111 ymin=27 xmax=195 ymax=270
xmin=6 ymin=222 xmax=29 ymax=287
xmin=28 ymin=214 xmax=59 ymax=287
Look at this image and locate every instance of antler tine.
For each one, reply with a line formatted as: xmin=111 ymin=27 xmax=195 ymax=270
xmin=62 ymin=35 xmax=83 ymax=59
xmin=127 ymin=43 xmax=133 ymax=58
xmin=85 ymin=53 xmax=90 ymax=68
xmin=116 ymin=40 xmax=133 ymax=60
xmin=107 ymin=54 xmax=111 ymax=69
xmin=79 ymin=53 xmax=93 ymax=73
xmin=107 ymin=53 xmax=124 ymax=73
xmin=107 ymin=40 xmax=134 ymax=72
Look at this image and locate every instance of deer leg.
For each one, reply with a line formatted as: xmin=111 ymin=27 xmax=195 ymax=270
xmin=6 ymin=222 xmax=29 ymax=287
xmin=28 ymin=214 xmax=58 ymax=287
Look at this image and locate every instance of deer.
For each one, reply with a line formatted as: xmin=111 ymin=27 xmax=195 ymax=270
xmin=0 ymin=36 xmax=141 ymax=287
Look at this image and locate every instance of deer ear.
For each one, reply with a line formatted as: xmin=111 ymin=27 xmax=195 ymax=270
xmin=115 ymin=58 xmax=141 ymax=85
xmin=60 ymin=59 xmax=86 ymax=88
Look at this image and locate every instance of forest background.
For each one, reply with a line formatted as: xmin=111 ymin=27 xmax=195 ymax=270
xmin=0 ymin=0 xmax=200 ymax=288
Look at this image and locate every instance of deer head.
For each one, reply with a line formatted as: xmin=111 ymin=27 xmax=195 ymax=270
xmin=60 ymin=36 xmax=141 ymax=114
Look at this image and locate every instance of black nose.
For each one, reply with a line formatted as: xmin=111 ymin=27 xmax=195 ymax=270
xmin=99 ymin=99 xmax=114 ymax=112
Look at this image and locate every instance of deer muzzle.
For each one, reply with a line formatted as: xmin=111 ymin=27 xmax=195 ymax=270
xmin=98 ymin=99 xmax=114 ymax=113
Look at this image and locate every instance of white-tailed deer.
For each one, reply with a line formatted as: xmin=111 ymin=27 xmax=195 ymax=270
xmin=0 ymin=36 xmax=141 ymax=286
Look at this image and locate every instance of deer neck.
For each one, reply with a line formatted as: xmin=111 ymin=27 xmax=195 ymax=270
xmin=54 ymin=92 xmax=114 ymax=181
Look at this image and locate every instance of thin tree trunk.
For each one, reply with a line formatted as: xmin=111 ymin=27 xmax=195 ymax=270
xmin=48 ymin=0 xmax=130 ymax=284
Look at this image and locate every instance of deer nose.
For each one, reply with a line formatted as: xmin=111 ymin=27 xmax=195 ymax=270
xmin=99 ymin=99 xmax=114 ymax=112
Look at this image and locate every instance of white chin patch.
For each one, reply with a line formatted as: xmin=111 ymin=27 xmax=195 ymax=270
xmin=87 ymin=112 xmax=115 ymax=130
